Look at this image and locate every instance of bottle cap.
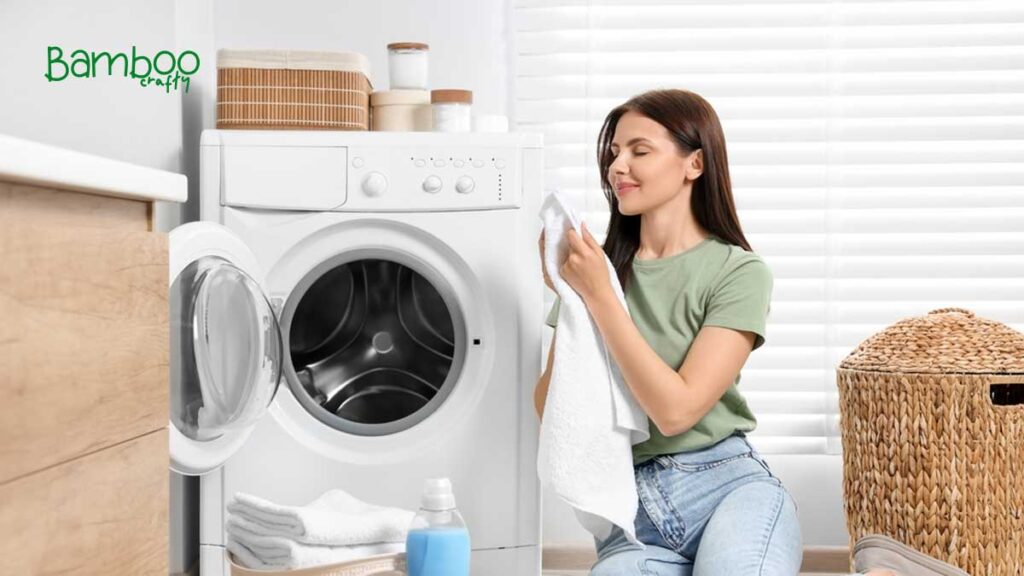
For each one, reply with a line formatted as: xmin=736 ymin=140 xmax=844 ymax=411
xmin=421 ymin=477 xmax=456 ymax=511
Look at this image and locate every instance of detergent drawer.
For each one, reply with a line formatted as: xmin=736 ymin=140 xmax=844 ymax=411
xmin=221 ymin=145 xmax=348 ymax=211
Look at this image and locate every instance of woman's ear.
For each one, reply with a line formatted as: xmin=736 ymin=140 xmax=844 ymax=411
xmin=687 ymin=149 xmax=704 ymax=180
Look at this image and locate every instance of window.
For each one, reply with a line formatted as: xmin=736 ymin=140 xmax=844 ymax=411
xmin=515 ymin=0 xmax=1024 ymax=454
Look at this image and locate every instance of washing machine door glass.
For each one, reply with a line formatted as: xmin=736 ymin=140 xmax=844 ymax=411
xmin=286 ymin=257 xmax=463 ymax=435
xmin=168 ymin=222 xmax=283 ymax=475
xmin=172 ymin=257 xmax=282 ymax=441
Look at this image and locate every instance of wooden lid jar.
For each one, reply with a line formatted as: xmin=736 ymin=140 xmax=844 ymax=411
xmin=430 ymin=89 xmax=473 ymax=133
xmin=386 ymin=42 xmax=428 ymax=91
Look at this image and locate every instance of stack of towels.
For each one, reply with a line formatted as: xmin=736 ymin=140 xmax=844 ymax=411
xmin=226 ymin=489 xmax=416 ymax=570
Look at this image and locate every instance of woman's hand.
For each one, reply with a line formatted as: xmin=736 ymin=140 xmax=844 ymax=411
xmin=538 ymin=230 xmax=555 ymax=291
xmin=560 ymin=223 xmax=613 ymax=304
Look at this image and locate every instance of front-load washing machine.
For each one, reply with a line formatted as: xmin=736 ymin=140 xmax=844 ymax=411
xmin=167 ymin=130 xmax=543 ymax=575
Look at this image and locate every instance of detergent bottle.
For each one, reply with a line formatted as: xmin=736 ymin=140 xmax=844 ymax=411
xmin=406 ymin=477 xmax=471 ymax=576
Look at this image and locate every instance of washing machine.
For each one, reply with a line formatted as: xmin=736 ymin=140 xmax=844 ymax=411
xmin=168 ymin=130 xmax=544 ymax=575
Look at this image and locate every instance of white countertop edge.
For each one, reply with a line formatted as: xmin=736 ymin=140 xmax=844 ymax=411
xmin=0 ymin=134 xmax=187 ymax=203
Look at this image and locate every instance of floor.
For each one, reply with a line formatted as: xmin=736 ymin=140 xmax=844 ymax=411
xmin=542 ymin=572 xmax=835 ymax=575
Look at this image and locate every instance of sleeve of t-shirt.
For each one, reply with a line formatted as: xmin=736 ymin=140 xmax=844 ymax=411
xmin=544 ymin=297 xmax=561 ymax=328
xmin=703 ymin=256 xmax=773 ymax=351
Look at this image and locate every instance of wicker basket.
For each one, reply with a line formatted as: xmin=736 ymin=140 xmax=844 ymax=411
xmin=217 ymin=49 xmax=372 ymax=131
xmin=228 ymin=552 xmax=404 ymax=576
xmin=837 ymin=307 xmax=1024 ymax=575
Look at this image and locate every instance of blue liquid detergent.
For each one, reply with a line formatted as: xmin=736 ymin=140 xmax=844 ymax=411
xmin=406 ymin=527 xmax=470 ymax=576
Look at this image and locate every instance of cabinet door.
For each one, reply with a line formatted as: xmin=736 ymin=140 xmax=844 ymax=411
xmin=0 ymin=186 xmax=167 ymax=484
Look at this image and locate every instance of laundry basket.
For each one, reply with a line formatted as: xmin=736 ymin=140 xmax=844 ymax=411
xmin=837 ymin=308 xmax=1024 ymax=575
xmin=228 ymin=552 xmax=405 ymax=576
xmin=217 ymin=49 xmax=372 ymax=131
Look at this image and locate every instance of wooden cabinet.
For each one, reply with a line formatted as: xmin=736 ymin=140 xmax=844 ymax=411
xmin=0 ymin=144 xmax=182 ymax=574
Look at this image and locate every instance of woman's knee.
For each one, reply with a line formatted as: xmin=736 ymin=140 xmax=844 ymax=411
xmin=591 ymin=549 xmax=646 ymax=576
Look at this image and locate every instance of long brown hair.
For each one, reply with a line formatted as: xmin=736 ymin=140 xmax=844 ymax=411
xmin=598 ymin=89 xmax=752 ymax=289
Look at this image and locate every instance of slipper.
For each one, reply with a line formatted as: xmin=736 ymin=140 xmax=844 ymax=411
xmin=853 ymin=535 xmax=969 ymax=576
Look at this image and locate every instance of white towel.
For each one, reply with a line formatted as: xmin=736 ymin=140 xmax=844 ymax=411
xmin=537 ymin=191 xmax=650 ymax=546
xmin=226 ymin=515 xmax=405 ymax=570
xmin=226 ymin=490 xmax=415 ymax=546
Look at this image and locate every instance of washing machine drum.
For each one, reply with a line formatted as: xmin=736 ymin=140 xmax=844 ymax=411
xmin=287 ymin=259 xmax=460 ymax=434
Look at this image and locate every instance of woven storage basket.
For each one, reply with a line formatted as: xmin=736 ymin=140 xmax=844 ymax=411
xmin=837 ymin=307 xmax=1024 ymax=575
xmin=228 ymin=552 xmax=404 ymax=576
xmin=217 ymin=49 xmax=372 ymax=131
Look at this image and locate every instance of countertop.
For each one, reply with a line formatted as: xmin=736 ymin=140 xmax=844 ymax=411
xmin=0 ymin=134 xmax=186 ymax=203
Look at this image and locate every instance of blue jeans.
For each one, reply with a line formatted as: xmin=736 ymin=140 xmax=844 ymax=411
xmin=591 ymin=434 xmax=803 ymax=576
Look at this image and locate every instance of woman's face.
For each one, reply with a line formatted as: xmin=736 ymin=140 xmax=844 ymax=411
xmin=607 ymin=110 xmax=702 ymax=216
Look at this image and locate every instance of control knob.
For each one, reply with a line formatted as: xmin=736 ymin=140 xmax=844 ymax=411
xmin=422 ymin=175 xmax=443 ymax=194
xmin=455 ymin=176 xmax=475 ymax=195
xmin=361 ymin=172 xmax=388 ymax=197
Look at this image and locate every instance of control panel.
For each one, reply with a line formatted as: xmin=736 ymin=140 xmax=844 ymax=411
xmin=211 ymin=131 xmax=539 ymax=213
xmin=344 ymin=146 xmax=520 ymax=211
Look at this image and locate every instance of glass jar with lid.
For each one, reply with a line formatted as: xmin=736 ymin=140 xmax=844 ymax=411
xmin=387 ymin=42 xmax=429 ymax=90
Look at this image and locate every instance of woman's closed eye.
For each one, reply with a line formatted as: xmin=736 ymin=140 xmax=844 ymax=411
xmin=610 ymin=148 xmax=648 ymax=157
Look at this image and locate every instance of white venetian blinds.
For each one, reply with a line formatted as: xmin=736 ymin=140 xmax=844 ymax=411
xmin=515 ymin=0 xmax=1024 ymax=454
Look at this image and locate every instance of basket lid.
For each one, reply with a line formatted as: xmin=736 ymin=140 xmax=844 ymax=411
xmin=217 ymin=49 xmax=371 ymax=77
xmin=839 ymin=307 xmax=1024 ymax=375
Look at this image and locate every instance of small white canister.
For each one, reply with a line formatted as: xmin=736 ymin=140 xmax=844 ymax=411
xmin=472 ymin=114 xmax=509 ymax=133
xmin=370 ymin=90 xmax=431 ymax=131
xmin=387 ymin=42 xmax=429 ymax=90
xmin=431 ymin=89 xmax=473 ymax=133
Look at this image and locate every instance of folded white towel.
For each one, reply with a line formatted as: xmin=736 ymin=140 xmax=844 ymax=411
xmin=537 ymin=191 xmax=650 ymax=546
xmin=226 ymin=490 xmax=415 ymax=546
xmin=226 ymin=515 xmax=405 ymax=570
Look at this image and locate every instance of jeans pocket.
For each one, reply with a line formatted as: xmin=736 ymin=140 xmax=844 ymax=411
xmin=642 ymin=556 xmax=688 ymax=575
xmin=750 ymin=451 xmax=774 ymax=476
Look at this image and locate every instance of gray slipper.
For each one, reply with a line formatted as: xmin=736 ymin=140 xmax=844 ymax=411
xmin=853 ymin=535 xmax=969 ymax=576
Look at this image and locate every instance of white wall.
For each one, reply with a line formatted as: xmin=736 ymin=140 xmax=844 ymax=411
xmin=0 ymin=0 xmax=184 ymax=230
xmin=212 ymin=0 xmax=513 ymax=118
xmin=0 ymin=1 xmax=182 ymax=170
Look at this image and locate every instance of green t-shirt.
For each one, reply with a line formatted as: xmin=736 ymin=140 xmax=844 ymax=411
xmin=544 ymin=236 xmax=773 ymax=465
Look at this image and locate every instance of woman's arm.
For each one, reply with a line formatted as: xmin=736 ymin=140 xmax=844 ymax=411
xmin=534 ymin=331 xmax=556 ymax=420
xmin=586 ymin=292 xmax=754 ymax=436
xmin=559 ymin=225 xmax=756 ymax=436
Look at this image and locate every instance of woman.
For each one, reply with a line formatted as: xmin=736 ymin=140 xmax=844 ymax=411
xmin=535 ymin=89 xmax=894 ymax=576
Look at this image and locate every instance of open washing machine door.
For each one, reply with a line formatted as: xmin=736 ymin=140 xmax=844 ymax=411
xmin=168 ymin=222 xmax=283 ymax=475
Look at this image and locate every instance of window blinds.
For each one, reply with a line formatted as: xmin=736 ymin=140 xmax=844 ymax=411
xmin=515 ymin=0 xmax=1024 ymax=454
